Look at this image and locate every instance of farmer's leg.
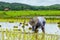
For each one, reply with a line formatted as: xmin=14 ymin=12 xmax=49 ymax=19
xmin=34 ymin=26 xmax=39 ymax=33
xmin=41 ymin=26 xmax=45 ymax=33
xmin=43 ymin=21 xmax=46 ymax=26
xmin=34 ymin=23 xmax=40 ymax=33
xmin=40 ymin=21 xmax=45 ymax=33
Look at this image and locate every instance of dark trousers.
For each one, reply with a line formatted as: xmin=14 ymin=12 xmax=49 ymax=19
xmin=32 ymin=21 xmax=46 ymax=32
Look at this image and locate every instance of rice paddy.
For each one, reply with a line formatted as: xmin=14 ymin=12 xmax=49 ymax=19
xmin=0 ymin=27 xmax=60 ymax=40
xmin=0 ymin=21 xmax=60 ymax=40
xmin=0 ymin=10 xmax=60 ymax=40
xmin=0 ymin=18 xmax=60 ymax=23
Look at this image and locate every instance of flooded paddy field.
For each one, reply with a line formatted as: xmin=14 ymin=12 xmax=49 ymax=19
xmin=0 ymin=22 xmax=60 ymax=34
xmin=0 ymin=18 xmax=60 ymax=40
xmin=0 ymin=21 xmax=60 ymax=40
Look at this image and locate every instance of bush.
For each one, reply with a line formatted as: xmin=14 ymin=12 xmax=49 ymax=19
xmin=14 ymin=26 xmax=18 ymax=28
xmin=9 ymin=21 xmax=14 ymax=23
xmin=0 ymin=25 xmax=1 ymax=27
xmin=57 ymin=22 xmax=60 ymax=24
xmin=58 ymin=24 xmax=60 ymax=29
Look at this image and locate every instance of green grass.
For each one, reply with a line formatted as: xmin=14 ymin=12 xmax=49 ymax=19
xmin=0 ymin=28 xmax=59 ymax=40
xmin=0 ymin=10 xmax=60 ymax=23
xmin=0 ymin=10 xmax=60 ymax=18
xmin=0 ymin=18 xmax=60 ymax=23
xmin=0 ymin=10 xmax=60 ymax=40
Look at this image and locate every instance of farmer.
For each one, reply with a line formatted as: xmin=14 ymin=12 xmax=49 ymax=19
xmin=29 ymin=17 xmax=46 ymax=33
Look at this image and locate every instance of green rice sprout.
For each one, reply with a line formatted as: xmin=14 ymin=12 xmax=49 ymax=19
xmin=58 ymin=24 xmax=60 ymax=29
xmin=29 ymin=27 xmax=32 ymax=30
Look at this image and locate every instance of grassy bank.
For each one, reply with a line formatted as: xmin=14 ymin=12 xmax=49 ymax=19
xmin=0 ymin=10 xmax=60 ymax=18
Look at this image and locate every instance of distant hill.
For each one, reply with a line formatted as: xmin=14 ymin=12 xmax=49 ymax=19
xmin=0 ymin=2 xmax=60 ymax=10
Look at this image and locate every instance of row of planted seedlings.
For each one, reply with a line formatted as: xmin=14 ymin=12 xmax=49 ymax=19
xmin=0 ymin=29 xmax=59 ymax=40
xmin=0 ymin=20 xmax=37 ymax=40
xmin=58 ymin=22 xmax=60 ymax=29
xmin=0 ymin=21 xmax=60 ymax=40
xmin=0 ymin=20 xmax=43 ymax=40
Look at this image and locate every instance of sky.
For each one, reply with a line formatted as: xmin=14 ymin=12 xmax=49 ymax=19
xmin=0 ymin=0 xmax=60 ymax=6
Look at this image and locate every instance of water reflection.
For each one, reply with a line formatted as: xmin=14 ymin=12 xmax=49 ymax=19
xmin=0 ymin=22 xmax=60 ymax=35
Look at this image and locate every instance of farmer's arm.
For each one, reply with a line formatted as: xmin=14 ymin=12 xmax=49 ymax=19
xmin=32 ymin=26 xmax=35 ymax=31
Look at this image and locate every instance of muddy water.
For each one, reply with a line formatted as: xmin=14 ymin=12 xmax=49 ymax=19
xmin=0 ymin=22 xmax=60 ymax=35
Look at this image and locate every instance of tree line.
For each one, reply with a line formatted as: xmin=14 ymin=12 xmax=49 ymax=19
xmin=0 ymin=2 xmax=60 ymax=11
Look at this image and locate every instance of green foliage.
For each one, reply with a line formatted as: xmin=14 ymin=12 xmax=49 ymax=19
xmin=58 ymin=24 xmax=60 ymax=29
xmin=0 ymin=25 xmax=1 ymax=27
xmin=0 ymin=2 xmax=60 ymax=10
xmin=22 ymin=25 xmax=25 ymax=28
xmin=57 ymin=22 xmax=60 ymax=24
xmin=9 ymin=21 xmax=14 ymax=23
xmin=29 ymin=27 xmax=32 ymax=30
xmin=14 ymin=26 xmax=18 ymax=28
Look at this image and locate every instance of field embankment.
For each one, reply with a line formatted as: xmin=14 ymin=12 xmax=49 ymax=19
xmin=0 ymin=10 xmax=60 ymax=18
xmin=0 ymin=10 xmax=60 ymax=23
